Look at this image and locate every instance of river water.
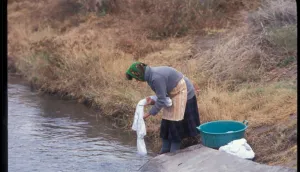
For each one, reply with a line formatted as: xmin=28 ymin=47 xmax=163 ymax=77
xmin=8 ymin=76 xmax=153 ymax=172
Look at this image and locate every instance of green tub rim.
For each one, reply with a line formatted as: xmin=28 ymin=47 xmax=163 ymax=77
xmin=196 ymin=120 xmax=248 ymax=135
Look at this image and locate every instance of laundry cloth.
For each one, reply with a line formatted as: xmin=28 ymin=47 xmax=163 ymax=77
xmin=132 ymin=96 xmax=172 ymax=155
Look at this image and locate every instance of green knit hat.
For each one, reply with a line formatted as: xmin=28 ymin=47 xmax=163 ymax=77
xmin=126 ymin=62 xmax=147 ymax=81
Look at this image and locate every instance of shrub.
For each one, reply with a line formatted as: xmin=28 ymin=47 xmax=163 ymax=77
xmin=195 ymin=28 xmax=271 ymax=86
xmin=247 ymin=0 xmax=297 ymax=31
xmin=266 ymin=24 xmax=297 ymax=52
xmin=105 ymin=0 xmax=249 ymax=39
xmin=48 ymin=0 xmax=83 ymax=22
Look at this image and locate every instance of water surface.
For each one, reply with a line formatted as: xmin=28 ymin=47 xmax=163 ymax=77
xmin=8 ymin=76 xmax=152 ymax=172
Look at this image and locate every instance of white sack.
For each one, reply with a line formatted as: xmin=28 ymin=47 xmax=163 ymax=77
xmin=219 ymin=138 xmax=255 ymax=160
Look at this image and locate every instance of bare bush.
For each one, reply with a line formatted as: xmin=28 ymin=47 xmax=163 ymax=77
xmin=104 ymin=0 xmax=249 ymax=39
xmin=195 ymin=27 xmax=277 ymax=86
xmin=194 ymin=0 xmax=297 ymax=86
xmin=79 ymin=0 xmax=102 ymax=12
xmin=246 ymin=0 xmax=297 ymax=53
xmin=137 ymin=0 xmax=230 ymax=39
xmin=247 ymin=0 xmax=297 ymax=31
xmin=48 ymin=0 xmax=83 ymax=22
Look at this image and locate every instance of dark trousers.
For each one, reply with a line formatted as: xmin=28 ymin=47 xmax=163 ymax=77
xmin=159 ymin=139 xmax=181 ymax=154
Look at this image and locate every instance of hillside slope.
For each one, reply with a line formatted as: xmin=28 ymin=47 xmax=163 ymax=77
xmin=8 ymin=0 xmax=297 ymax=168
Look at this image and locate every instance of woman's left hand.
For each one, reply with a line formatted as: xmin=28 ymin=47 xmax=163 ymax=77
xmin=146 ymin=97 xmax=155 ymax=105
xmin=143 ymin=112 xmax=151 ymax=119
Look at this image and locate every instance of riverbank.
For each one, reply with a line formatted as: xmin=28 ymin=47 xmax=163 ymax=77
xmin=8 ymin=0 xmax=297 ymax=168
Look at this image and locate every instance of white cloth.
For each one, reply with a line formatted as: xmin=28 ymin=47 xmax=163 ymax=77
xmin=132 ymin=96 xmax=172 ymax=155
xmin=149 ymin=96 xmax=172 ymax=107
xmin=219 ymin=138 xmax=255 ymax=160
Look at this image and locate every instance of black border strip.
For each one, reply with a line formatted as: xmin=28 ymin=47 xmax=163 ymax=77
xmin=1 ymin=0 xmax=8 ymax=172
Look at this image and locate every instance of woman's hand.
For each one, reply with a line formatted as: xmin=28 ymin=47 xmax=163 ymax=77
xmin=143 ymin=112 xmax=151 ymax=119
xmin=146 ymin=97 xmax=155 ymax=105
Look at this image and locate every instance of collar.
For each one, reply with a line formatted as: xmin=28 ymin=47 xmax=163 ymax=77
xmin=144 ymin=66 xmax=151 ymax=82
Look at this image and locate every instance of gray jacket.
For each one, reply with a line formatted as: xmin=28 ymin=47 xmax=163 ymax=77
xmin=144 ymin=66 xmax=195 ymax=115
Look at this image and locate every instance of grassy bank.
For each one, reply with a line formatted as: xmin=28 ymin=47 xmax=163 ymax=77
xmin=8 ymin=0 xmax=297 ymax=168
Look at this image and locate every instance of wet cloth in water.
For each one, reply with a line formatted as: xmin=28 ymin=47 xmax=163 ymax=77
xmin=132 ymin=96 xmax=172 ymax=155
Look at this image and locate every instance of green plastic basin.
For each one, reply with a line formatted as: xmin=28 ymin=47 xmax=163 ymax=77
xmin=196 ymin=120 xmax=248 ymax=149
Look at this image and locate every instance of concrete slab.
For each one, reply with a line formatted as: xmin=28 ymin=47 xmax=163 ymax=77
xmin=139 ymin=144 xmax=296 ymax=172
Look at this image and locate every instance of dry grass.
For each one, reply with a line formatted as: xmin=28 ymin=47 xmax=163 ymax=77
xmin=194 ymin=28 xmax=270 ymax=86
xmin=198 ymin=81 xmax=297 ymax=167
xmin=94 ymin=0 xmax=259 ymax=39
xmin=248 ymin=118 xmax=297 ymax=167
xmin=266 ymin=24 xmax=297 ymax=52
xmin=247 ymin=0 xmax=297 ymax=54
xmin=193 ymin=0 xmax=297 ymax=88
xmin=8 ymin=0 xmax=297 ymax=168
xmin=198 ymin=81 xmax=297 ymax=127
xmin=247 ymin=0 xmax=297 ymax=31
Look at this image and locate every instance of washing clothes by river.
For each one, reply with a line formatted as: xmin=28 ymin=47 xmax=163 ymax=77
xmin=127 ymin=62 xmax=201 ymax=154
xmin=132 ymin=95 xmax=172 ymax=155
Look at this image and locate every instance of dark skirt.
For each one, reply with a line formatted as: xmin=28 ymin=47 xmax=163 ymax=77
xmin=160 ymin=95 xmax=201 ymax=142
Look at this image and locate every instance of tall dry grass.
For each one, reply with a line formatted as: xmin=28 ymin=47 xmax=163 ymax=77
xmin=247 ymin=0 xmax=297 ymax=31
xmin=194 ymin=27 xmax=274 ymax=87
xmin=198 ymin=81 xmax=297 ymax=126
xmin=193 ymin=0 xmax=297 ymax=88
xmin=8 ymin=0 xmax=297 ymax=167
xmin=91 ymin=0 xmax=260 ymax=39
xmin=247 ymin=0 xmax=297 ymax=54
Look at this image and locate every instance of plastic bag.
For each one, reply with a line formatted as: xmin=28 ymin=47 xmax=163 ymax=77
xmin=219 ymin=138 xmax=255 ymax=160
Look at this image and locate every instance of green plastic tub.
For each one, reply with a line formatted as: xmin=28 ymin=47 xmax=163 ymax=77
xmin=196 ymin=120 xmax=248 ymax=149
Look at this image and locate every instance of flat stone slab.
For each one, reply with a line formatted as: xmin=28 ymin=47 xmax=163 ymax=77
xmin=139 ymin=144 xmax=296 ymax=172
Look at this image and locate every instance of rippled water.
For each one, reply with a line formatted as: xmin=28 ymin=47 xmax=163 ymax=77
xmin=8 ymin=76 xmax=153 ymax=172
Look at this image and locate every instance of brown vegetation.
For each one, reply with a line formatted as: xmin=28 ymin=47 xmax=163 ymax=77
xmin=8 ymin=0 xmax=297 ymax=168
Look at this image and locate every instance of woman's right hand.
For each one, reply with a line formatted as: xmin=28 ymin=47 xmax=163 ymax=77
xmin=146 ymin=97 xmax=155 ymax=105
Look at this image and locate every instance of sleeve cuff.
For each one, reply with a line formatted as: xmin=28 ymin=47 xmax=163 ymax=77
xmin=149 ymin=108 xmax=158 ymax=116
